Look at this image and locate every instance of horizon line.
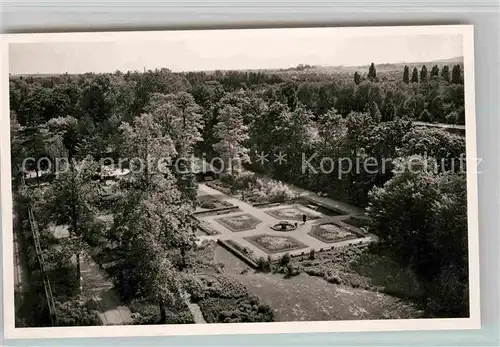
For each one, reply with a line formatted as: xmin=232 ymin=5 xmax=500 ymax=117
xmin=9 ymin=55 xmax=464 ymax=77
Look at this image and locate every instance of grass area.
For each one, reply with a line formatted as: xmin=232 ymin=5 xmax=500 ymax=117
xmin=184 ymin=242 xmax=274 ymax=323
xmin=201 ymin=244 xmax=423 ymax=322
xmin=191 ymin=274 xmax=274 ymax=323
xmin=278 ymin=246 xmax=424 ymax=299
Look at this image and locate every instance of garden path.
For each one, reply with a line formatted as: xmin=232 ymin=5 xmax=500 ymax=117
xmin=80 ymin=251 xmax=133 ymax=325
xmin=187 ymin=303 xmax=207 ymax=323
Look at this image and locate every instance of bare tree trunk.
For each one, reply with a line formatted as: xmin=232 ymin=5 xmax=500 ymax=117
xmin=180 ymin=248 xmax=186 ymax=270
xmin=76 ymin=251 xmax=81 ymax=288
xmin=159 ymin=299 xmax=166 ymax=323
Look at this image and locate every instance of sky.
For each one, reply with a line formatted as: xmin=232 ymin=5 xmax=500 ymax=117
xmin=9 ymin=29 xmax=463 ymax=75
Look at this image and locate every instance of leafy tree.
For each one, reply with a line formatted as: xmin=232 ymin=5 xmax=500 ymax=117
xmin=398 ymin=127 xmax=465 ymax=171
xmin=49 ymin=158 xmax=100 ymax=286
xmin=20 ymin=124 xmax=51 ymax=184
xmin=46 ymin=116 xmax=80 ymax=160
xmin=317 ymin=108 xmax=346 ymax=149
xmin=119 ymin=113 xmax=177 ymax=188
xmin=411 ymin=67 xmax=419 ymax=83
xmin=419 ymin=109 xmax=433 ymax=123
xmin=10 ymin=111 xmax=26 ymax=182
xmin=111 ymin=172 xmax=197 ymax=317
xmin=146 ymin=92 xmax=203 ymax=157
xmin=367 ymin=157 xmax=468 ymax=316
xmin=403 ymin=65 xmax=410 ymax=84
xmin=213 ymin=105 xmax=250 ymax=176
xmin=279 ymin=82 xmax=299 ymax=111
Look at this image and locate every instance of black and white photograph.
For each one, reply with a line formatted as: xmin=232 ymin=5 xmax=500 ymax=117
xmin=1 ymin=25 xmax=479 ymax=338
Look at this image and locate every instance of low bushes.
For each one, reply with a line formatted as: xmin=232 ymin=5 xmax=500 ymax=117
xmin=54 ymin=296 xmax=103 ymax=326
xmin=200 ymin=200 xmax=217 ymax=209
xmin=129 ymin=299 xmax=195 ymax=325
xmin=256 ymin=256 xmax=272 ymax=272
xmin=272 ymin=253 xmax=300 ymax=278
xmin=198 ymin=198 xmax=234 ymax=210
xmin=246 ymin=179 xmax=295 ymax=204
xmin=286 ymin=246 xmax=423 ymax=297
xmin=206 ymin=173 xmax=296 ymax=204
xmin=198 ymin=296 xmax=274 ymax=323
xmin=193 ymin=274 xmax=275 ymax=323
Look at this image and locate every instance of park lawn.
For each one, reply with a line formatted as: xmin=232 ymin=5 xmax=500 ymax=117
xmin=212 ymin=246 xmax=422 ymax=322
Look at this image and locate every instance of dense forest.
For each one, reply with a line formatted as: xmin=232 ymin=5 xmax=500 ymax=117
xmin=10 ymin=61 xmax=469 ymax=325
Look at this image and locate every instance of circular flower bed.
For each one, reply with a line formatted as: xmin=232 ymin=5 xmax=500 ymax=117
xmin=270 ymin=221 xmax=297 ymax=232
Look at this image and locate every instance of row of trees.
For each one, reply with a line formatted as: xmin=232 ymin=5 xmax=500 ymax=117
xmin=354 ymin=63 xmax=463 ymax=85
xmin=402 ymin=64 xmax=463 ymax=84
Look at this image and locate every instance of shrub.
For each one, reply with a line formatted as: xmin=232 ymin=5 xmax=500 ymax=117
xmin=233 ymin=172 xmax=258 ymax=190
xmin=219 ymin=173 xmax=235 ymax=187
xmin=304 ymin=267 xmax=325 ymax=277
xmin=54 ymin=296 xmax=103 ymax=326
xmin=278 ymin=253 xmax=291 ymax=267
xmin=130 ymin=299 xmax=195 ymax=325
xmin=325 ymin=274 xmax=342 ymax=285
xmin=256 ymin=257 xmax=271 ymax=272
xmin=198 ymin=297 xmax=274 ymax=323
xmin=261 ymin=179 xmax=295 ymax=202
xmin=284 ymin=263 xmax=300 ymax=278
xmin=200 ymin=200 xmax=217 ymax=209
xmin=200 ymin=275 xmax=250 ymax=299
xmin=308 ymin=249 xmax=315 ymax=260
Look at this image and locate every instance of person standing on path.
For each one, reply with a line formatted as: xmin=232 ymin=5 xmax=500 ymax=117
xmin=302 ymin=214 xmax=307 ymax=224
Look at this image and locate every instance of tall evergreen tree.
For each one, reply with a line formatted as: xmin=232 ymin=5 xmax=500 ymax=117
xmin=368 ymin=63 xmax=377 ymax=81
xmin=441 ymin=65 xmax=450 ymax=82
xmin=451 ymin=64 xmax=462 ymax=84
xmin=403 ymin=65 xmax=410 ymax=84
xmin=381 ymin=99 xmax=395 ymax=122
xmin=411 ymin=67 xmax=419 ymax=83
xmin=369 ymin=101 xmax=382 ymax=123
xmin=354 ymin=71 xmax=361 ymax=85
xmin=430 ymin=65 xmax=440 ymax=78
xmin=420 ymin=65 xmax=428 ymax=82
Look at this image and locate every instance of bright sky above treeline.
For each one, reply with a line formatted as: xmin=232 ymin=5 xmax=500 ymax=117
xmin=9 ymin=28 xmax=463 ymax=74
